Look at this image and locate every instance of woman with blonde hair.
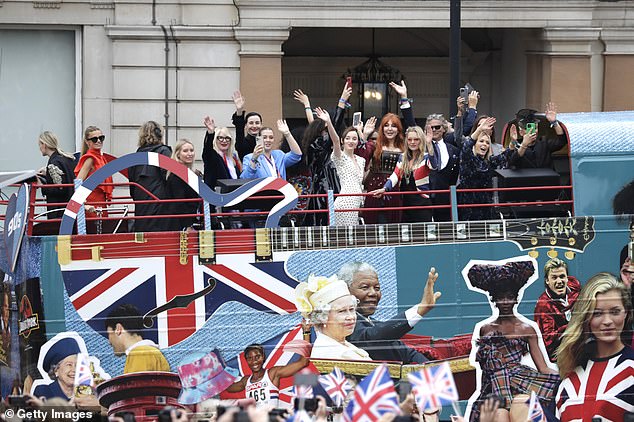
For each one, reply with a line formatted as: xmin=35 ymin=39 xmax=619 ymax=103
xmin=457 ymin=116 xmax=515 ymax=221
xmin=201 ymin=116 xmax=241 ymax=189
xmin=295 ymin=274 xmax=370 ymax=361
xmin=370 ymin=125 xmax=437 ymax=222
xmin=37 ymin=131 xmax=76 ymax=219
xmin=74 ymin=126 xmax=114 ymax=232
xmin=128 ymin=120 xmax=172 ymax=232
xmin=556 ymin=272 xmax=634 ymax=421
xmin=166 ymin=139 xmax=202 ymax=231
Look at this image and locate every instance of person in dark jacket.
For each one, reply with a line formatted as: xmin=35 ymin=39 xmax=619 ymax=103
xmin=166 ymin=139 xmax=201 ymax=231
xmin=37 ymin=131 xmax=76 ymax=219
xmin=231 ymin=90 xmax=263 ymax=161
xmin=427 ymin=113 xmax=460 ymax=221
xmin=201 ymin=116 xmax=241 ymax=190
xmin=338 ymin=261 xmax=441 ymax=363
xmin=508 ymin=103 xmax=567 ymax=170
xmin=128 ymin=121 xmax=172 ymax=232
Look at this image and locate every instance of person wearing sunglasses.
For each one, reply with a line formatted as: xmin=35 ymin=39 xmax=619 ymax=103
xmin=201 ymin=116 xmax=241 ymax=190
xmin=426 ymin=113 xmax=460 ymax=222
xmin=74 ymin=126 xmax=114 ymax=230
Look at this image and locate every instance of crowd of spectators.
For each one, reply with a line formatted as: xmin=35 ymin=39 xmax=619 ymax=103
xmin=35 ymin=79 xmax=571 ymax=232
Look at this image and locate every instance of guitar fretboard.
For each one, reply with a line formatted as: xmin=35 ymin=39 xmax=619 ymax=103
xmin=269 ymin=221 xmax=505 ymax=252
xmin=267 ymin=216 xmax=595 ymax=254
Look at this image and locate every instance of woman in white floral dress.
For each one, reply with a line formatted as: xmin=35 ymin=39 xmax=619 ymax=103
xmin=314 ymin=108 xmax=365 ymax=226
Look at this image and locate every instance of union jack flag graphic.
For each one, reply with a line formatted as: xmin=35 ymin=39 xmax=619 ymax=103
xmin=556 ymin=347 xmax=634 ymax=422
xmin=343 ymin=364 xmax=400 ymax=422
xmin=61 ymin=233 xmax=299 ymax=348
xmin=319 ymin=367 xmax=352 ymax=406
xmin=407 ymin=361 xmax=458 ymax=412
xmin=223 ymin=325 xmax=321 ymax=407
xmin=527 ymin=391 xmax=546 ymax=422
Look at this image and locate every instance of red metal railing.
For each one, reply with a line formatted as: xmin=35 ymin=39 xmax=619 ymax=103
xmin=0 ymin=181 xmax=574 ymax=236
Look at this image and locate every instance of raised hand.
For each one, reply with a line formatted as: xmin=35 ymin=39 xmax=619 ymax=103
xmin=389 ymin=80 xmax=408 ymax=98
xmin=456 ymin=96 xmax=466 ymax=115
xmin=481 ymin=116 xmax=496 ymax=132
xmin=479 ymin=397 xmax=500 ymax=422
xmin=232 ymin=90 xmax=245 ymax=112
xmin=522 ymin=131 xmax=538 ymax=147
xmin=468 ymin=90 xmax=480 ymax=108
xmin=315 ymin=107 xmax=331 ymax=123
xmin=293 ymin=89 xmax=310 ymax=107
xmin=545 ymin=101 xmax=558 ymax=122
xmin=252 ymin=143 xmax=264 ymax=159
xmin=510 ymin=124 xmax=518 ymax=142
xmin=424 ymin=124 xmax=434 ymax=144
xmin=203 ymin=115 xmax=216 ymax=133
xmin=277 ymin=119 xmax=291 ymax=136
xmin=340 ymin=85 xmax=353 ymax=101
xmin=418 ymin=267 xmax=441 ymax=316
xmin=363 ymin=116 xmax=377 ymax=139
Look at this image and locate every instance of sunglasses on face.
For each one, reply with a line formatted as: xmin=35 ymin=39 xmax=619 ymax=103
xmin=87 ymin=135 xmax=105 ymax=143
xmin=430 ymin=125 xmax=443 ymax=131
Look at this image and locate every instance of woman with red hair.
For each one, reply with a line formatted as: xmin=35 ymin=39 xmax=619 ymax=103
xmin=358 ymin=81 xmax=414 ymax=224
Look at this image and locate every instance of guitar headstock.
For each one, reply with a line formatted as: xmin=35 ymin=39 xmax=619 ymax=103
xmin=506 ymin=216 xmax=596 ymax=254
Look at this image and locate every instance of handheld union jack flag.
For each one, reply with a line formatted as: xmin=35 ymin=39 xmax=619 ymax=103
xmin=343 ymin=364 xmax=400 ymax=422
xmin=73 ymin=353 xmax=94 ymax=395
xmin=527 ymin=391 xmax=546 ymax=422
xmin=408 ymin=362 xmax=458 ymax=411
xmin=319 ymin=367 xmax=352 ymax=406
xmin=293 ymin=384 xmax=314 ymax=399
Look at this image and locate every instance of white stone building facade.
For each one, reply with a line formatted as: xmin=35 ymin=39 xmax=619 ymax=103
xmin=1 ymin=0 xmax=633 ymax=171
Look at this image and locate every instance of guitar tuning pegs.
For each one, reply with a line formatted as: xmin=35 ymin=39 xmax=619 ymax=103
xmin=529 ymin=249 xmax=539 ymax=259
xmin=565 ymin=250 xmax=575 ymax=260
xmin=547 ymin=249 xmax=558 ymax=259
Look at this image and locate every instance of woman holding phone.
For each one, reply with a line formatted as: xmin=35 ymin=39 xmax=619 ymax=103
xmin=240 ymin=120 xmax=302 ymax=180
xmin=320 ymin=107 xmax=365 ymax=226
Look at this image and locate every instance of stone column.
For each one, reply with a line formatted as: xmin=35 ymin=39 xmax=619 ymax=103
xmin=83 ymin=25 xmax=114 ymax=145
xmin=526 ymin=28 xmax=603 ymax=113
xmin=233 ymin=27 xmax=289 ymax=134
xmin=601 ymin=28 xmax=634 ymax=112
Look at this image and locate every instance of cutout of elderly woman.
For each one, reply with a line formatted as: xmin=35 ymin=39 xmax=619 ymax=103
xmin=555 ymin=273 xmax=634 ymax=421
xmin=295 ymin=275 xmax=371 ymax=361
xmin=33 ymin=337 xmax=80 ymax=400
xmin=466 ymin=260 xmax=559 ymax=421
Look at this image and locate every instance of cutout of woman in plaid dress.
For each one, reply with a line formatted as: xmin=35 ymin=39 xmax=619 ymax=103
xmin=466 ymin=260 xmax=560 ymax=421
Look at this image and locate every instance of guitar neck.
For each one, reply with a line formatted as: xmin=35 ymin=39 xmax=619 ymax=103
xmin=267 ymin=216 xmax=595 ymax=254
xmin=269 ymin=221 xmax=506 ymax=252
